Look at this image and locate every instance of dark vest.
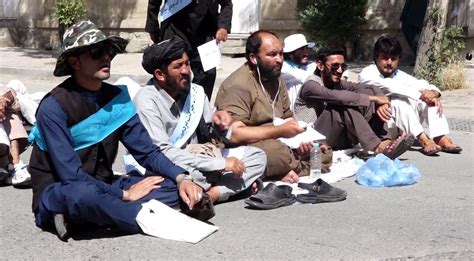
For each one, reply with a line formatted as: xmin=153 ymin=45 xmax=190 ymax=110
xmin=30 ymin=78 xmax=122 ymax=212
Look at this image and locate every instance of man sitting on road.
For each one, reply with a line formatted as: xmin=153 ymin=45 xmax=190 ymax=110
xmin=294 ymin=47 xmax=414 ymax=158
xmin=359 ymin=34 xmax=461 ymax=155
xmin=28 ymin=20 xmax=203 ymax=241
xmin=214 ymin=30 xmax=343 ymax=199
xmin=0 ymin=86 xmax=31 ymax=187
xmin=134 ymin=36 xmax=266 ymax=203
xmin=281 ymin=33 xmax=316 ymax=111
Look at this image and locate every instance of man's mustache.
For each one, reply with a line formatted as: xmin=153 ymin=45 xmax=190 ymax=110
xmin=180 ymin=75 xmax=190 ymax=81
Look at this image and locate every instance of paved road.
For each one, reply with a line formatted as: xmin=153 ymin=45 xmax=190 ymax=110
xmin=2 ymin=131 xmax=472 ymax=259
xmin=0 ymin=48 xmax=473 ymax=259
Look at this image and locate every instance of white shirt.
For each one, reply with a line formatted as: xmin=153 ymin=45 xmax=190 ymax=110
xmin=281 ymin=60 xmax=316 ymax=111
xmin=134 ymin=79 xmax=226 ymax=173
xmin=358 ymin=64 xmax=441 ymax=100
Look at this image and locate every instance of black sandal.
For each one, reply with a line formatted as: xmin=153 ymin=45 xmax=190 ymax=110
xmin=245 ymin=183 xmax=296 ymax=210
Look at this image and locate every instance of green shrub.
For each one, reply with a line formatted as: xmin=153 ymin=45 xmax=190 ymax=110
xmin=296 ymin=0 xmax=368 ymax=49
xmin=54 ymin=0 xmax=87 ymax=27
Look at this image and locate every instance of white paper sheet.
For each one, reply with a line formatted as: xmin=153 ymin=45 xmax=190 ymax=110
xmin=427 ymin=106 xmax=450 ymax=137
xmin=273 ymin=117 xmax=326 ymax=149
xmin=197 ymin=40 xmax=221 ymax=72
xmin=136 ymin=199 xmax=218 ymax=244
xmin=262 ymin=150 xmax=364 ymax=192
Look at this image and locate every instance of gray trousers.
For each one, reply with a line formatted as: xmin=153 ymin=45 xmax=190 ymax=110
xmin=315 ymin=103 xmax=389 ymax=152
xmin=190 ymin=146 xmax=266 ymax=202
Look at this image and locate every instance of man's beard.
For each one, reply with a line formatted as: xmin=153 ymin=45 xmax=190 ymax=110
xmin=166 ymin=75 xmax=190 ymax=95
xmin=257 ymin=62 xmax=281 ymax=78
xmin=322 ymin=69 xmax=339 ymax=87
xmin=381 ymin=67 xmax=394 ymax=77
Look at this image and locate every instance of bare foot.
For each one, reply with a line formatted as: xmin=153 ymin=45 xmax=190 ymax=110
xmin=374 ymin=139 xmax=392 ymax=154
xmin=207 ymin=187 xmax=220 ymax=203
xmin=251 ymin=182 xmax=258 ymax=194
xmin=433 ymin=135 xmax=462 ymax=153
xmin=419 ymin=133 xmax=441 ymax=155
xmin=249 ymin=180 xmax=262 ymax=195
xmin=281 ymin=170 xmax=299 ymax=184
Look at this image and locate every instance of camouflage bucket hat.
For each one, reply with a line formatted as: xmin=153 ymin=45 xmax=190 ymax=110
xmin=54 ymin=20 xmax=129 ymax=76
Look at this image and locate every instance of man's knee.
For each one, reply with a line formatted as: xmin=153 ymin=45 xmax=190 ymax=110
xmin=242 ymin=146 xmax=267 ymax=168
xmin=250 ymin=140 xmax=298 ymax=176
xmin=64 ymin=182 xmax=102 ymax=210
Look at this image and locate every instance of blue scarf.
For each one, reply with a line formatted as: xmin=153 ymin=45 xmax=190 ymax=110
xmin=28 ymin=85 xmax=136 ymax=151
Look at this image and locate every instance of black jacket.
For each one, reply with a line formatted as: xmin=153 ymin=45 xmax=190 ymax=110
xmin=145 ymin=0 xmax=232 ymax=48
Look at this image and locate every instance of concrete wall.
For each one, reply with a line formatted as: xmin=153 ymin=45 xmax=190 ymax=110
xmin=0 ymin=0 xmax=472 ymax=61
xmin=259 ymin=0 xmax=302 ymax=38
xmin=1 ymin=0 xmax=151 ymax=51
xmin=358 ymin=0 xmax=414 ymax=61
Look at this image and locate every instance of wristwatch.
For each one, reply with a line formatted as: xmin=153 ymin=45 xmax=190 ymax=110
xmin=177 ymin=173 xmax=193 ymax=185
xmin=182 ymin=174 xmax=193 ymax=181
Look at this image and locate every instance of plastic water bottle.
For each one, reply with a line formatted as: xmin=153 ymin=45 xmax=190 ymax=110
xmin=310 ymin=143 xmax=322 ymax=179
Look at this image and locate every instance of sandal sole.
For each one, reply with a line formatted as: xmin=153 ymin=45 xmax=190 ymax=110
xmin=296 ymin=192 xmax=347 ymax=204
xmin=385 ymin=135 xmax=415 ymax=159
xmin=245 ymin=197 xmax=296 ymax=210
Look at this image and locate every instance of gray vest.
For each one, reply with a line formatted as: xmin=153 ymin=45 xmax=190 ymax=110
xmin=294 ymin=75 xmax=323 ymax=125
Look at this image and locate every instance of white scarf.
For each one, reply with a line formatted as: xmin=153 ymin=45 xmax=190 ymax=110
xmin=169 ymin=83 xmax=206 ymax=148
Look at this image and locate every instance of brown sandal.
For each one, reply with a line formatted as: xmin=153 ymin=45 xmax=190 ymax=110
xmin=435 ymin=136 xmax=462 ymax=154
xmin=382 ymin=134 xmax=415 ymax=159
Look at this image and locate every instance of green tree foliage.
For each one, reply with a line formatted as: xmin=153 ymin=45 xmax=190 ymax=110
xmin=296 ymin=0 xmax=368 ymax=48
xmin=414 ymin=7 xmax=466 ymax=90
xmin=54 ymin=0 xmax=87 ymax=27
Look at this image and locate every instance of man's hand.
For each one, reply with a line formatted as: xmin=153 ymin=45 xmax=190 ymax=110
xmin=431 ymin=97 xmax=444 ymax=116
xmin=420 ymin=90 xmax=443 ymax=115
xmin=179 ymin=180 xmax=203 ymax=210
xmin=212 ymin=110 xmax=233 ymax=131
xmin=2 ymin=91 xmax=14 ymax=103
xmin=420 ymin=90 xmax=440 ymax=104
xmin=215 ymin=28 xmax=228 ymax=42
xmin=297 ymin=142 xmax=313 ymax=156
xmin=376 ymin=103 xmax=392 ymax=122
xmin=149 ymin=32 xmax=160 ymax=43
xmin=279 ymin=119 xmax=305 ymax=138
xmin=122 ymin=176 xmax=164 ymax=201
xmin=224 ymin=157 xmax=246 ymax=177
xmin=369 ymin=95 xmax=390 ymax=105
xmin=0 ymin=96 xmax=11 ymax=121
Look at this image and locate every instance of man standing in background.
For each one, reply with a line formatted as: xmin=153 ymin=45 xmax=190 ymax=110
xmin=145 ymin=0 xmax=233 ymax=99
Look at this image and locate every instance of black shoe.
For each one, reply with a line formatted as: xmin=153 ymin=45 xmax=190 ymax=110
xmin=244 ymin=183 xmax=296 ymax=210
xmin=180 ymin=193 xmax=215 ymax=222
xmin=296 ymin=179 xmax=347 ymax=204
xmin=54 ymin=214 xmax=70 ymax=242
xmin=0 ymin=168 xmax=9 ymax=186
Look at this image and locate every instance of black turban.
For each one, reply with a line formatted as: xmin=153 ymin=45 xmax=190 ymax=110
xmin=142 ymin=36 xmax=189 ymax=74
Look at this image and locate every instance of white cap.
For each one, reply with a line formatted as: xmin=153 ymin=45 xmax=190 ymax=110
xmin=283 ymin=34 xmax=315 ymax=53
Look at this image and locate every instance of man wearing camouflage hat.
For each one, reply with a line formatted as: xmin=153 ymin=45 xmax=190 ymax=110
xmin=28 ymin=20 xmax=203 ymax=241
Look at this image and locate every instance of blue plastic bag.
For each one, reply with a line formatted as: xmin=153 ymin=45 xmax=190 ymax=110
xmin=356 ymin=154 xmax=421 ymax=187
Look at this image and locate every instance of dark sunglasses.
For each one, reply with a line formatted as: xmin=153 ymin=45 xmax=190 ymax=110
xmin=327 ymin=62 xmax=347 ymax=72
xmin=80 ymin=44 xmax=117 ymax=60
